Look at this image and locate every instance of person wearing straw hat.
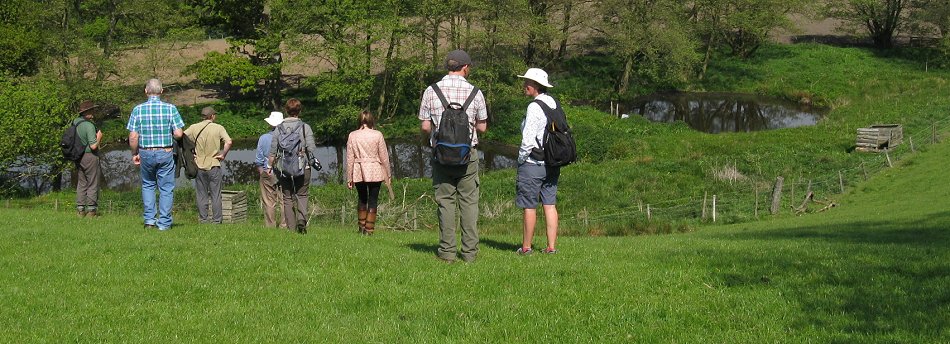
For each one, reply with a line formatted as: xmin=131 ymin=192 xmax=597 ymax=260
xmin=184 ymin=106 xmax=233 ymax=224
xmin=73 ymin=100 xmax=104 ymax=217
xmin=256 ymin=111 xmax=286 ymax=228
xmin=418 ymin=49 xmax=488 ymax=263
xmin=515 ymin=68 xmax=561 ymax=255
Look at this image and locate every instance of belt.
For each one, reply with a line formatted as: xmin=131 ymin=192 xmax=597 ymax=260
xmin=142 ymin=147 xmax=173 ymax=151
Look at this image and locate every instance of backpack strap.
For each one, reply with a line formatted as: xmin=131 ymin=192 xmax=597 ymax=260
xmin=430 ymin=83 xmax=450 ymax=109
xmin=460 ymin=87 xmax=480 ymax=111
xmin=533 ymin=98 xmax=567 ymax=132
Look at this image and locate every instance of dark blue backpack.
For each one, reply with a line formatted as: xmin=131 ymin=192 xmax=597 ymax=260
xmin=430 ymin=84 xmax=479 ymax=166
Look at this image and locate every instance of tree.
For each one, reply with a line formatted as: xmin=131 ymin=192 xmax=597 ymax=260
xmin=692 ymin=0 xmax=806 ymax=59
xmin=594 ymin=0 xmax=701 ymax=95
xmin=827 ymin=0 xmax=909 ymax=49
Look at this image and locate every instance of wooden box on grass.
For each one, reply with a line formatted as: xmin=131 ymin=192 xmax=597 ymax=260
xmin=221 ymin=190 xmax=247 ymax=223
xmin=856 ymin=124 xmax=902 ymax=152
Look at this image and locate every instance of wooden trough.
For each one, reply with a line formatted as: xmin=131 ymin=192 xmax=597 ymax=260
xmin=856 ymin=124 xmax=902 ymax=152
xmin=221 ymin=190 xmax=247 ymax=223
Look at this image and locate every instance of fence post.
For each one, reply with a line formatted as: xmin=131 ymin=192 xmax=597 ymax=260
xmin=933 ymin=122 xmax=938 ymax=144
xmin=910 ymin=136 xmax=916 ymax=153
xmin=702 ymin=191 xmax=708 ymax=220
xmin=838 ymin=171 xmax=845 ymax=193
xmin=754 ymin=185 xmax=759 ymax=218
xmin=712 ymin=195 xmax=717 ymax=223
xmin=341 ymin=205 xmax=345 ymax=224
xmin=647 ymin=204 xmax=651 ymax=220
xmin=55 ymin=199 xmax=58 ymax=211
xmin=413 ymin=208 xmax=417 ymax=231
xmin=861 ymin=162 xmax=868 ymax=181
xmin=770 ymin=176 xmax=784 ymax=215
xmin=885 ymin=148 xmax=893 ymax=168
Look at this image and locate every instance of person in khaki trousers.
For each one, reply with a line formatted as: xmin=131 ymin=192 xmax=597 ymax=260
xmin=256 ymin=111 xmax=286 ymax=228
xmin=73 ymin=100 xmax=103 ymax=217
xmin=345 ymin=111 xmax=392 ymax=235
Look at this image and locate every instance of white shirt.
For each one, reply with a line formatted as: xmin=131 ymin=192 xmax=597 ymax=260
xmin=519 ymin=93 xmax=556 ymax=165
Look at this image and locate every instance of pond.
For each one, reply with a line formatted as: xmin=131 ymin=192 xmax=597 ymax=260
xmin=92 ymin=139 xmax=518 ymax=192
xmin=620 ymin=92 xmax=826 ymax=133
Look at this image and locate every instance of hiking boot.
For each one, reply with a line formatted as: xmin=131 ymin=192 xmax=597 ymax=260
xmin=144 ymin=224 xmax=157 ymax=229
xmin=85 ymin=210 xmax=98 ymax=218
xmin=78 ymin=210 xmax=86 ymax=218
xmin=516 ymin=247 xmax=533 ymax=256
xmin=544 ymin=248 xmax=558 ymax=254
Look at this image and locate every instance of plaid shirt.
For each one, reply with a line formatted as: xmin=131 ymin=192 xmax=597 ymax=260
xmin=126 ymin=96 xmax=185 ymax=148
xmin=418 ymin=75 xmax=488 ymax=147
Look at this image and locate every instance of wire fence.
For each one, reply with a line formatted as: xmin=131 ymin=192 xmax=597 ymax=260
xmin=5 ymin=114 xmax=950 ymax=233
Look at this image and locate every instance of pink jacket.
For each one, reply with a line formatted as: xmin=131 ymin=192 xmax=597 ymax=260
xmin=345 ymin=128 xmax=391 ymax=183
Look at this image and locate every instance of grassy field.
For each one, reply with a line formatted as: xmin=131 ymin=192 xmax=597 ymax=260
xmin=3 ymin=121 xmax=949 ymax=342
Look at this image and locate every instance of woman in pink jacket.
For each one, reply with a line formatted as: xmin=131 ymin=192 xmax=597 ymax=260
xmin=346 ymin=111 xmax=392 ymax=235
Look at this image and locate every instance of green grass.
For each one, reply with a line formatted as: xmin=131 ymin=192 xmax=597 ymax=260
xmin=3 ymin=129 xmax=949 ymax=342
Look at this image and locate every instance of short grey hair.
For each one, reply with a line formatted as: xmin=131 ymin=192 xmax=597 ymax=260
xmin=145 ymin=79 xmax=163 ymax=95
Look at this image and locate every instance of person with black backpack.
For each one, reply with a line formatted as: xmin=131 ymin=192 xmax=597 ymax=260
xmin=514 ymin=68 xmax=575 ymax=255
xmin=268 ymin=98 xmax=320 ymax=234
xmin=418 ymin=49 xmax=488 ymax=263
xmin=66 ymin=100 xmax=104 ymax=217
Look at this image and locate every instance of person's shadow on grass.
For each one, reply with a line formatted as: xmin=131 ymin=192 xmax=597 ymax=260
xmin=480 ymin=238 xmax=519 ymax=252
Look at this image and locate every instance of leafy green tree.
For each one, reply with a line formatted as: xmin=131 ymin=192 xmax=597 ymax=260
xmin=826 ymin=0 xmax=909 ymax=49
xmin=0 ymin=77 xmax=71 ymax=194
xmin=594 ymin=0 xmax=701 ymax=95
xmin=691 ymin=0 xmax=806 ymax=60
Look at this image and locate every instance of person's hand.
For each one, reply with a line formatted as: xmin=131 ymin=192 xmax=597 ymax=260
xmin=95 ymin=130 xmax=103 ymax=143
xmin=347 ymin=181 xmax=354 ymax=189
xmin=214 ymin=154 xmax=225 ymax=161
xmin=132 ymin=154 xmax=141 ymax=165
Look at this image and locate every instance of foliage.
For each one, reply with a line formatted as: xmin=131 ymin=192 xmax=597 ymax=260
xmin=183 ymin=51 xmax=270 ymax=96
xmin=826 ymin=0 xmax=911 ymax=49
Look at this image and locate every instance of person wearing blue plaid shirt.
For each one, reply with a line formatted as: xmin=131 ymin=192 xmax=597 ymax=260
xmin=127 ymin=78 xmax=185 ymax=231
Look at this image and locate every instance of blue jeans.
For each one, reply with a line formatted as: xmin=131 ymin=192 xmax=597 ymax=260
xmin=140 ymin=149 xmax=176 ymax=229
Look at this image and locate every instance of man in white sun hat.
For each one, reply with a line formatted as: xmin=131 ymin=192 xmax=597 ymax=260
xmin=256 ymin=111 xmax=286 ymax=228
xmin=515 ymin=67 xmax=564 ymax=255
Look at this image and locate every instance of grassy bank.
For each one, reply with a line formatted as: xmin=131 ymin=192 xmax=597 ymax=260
xmin=3 ymin=117 xmax=949 ymax=342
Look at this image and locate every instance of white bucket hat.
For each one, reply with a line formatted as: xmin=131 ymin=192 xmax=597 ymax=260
xmin=264 ymin=111 xmax=285 ymax=126
xmin=517 ymin=68 xmax=553 ymax=88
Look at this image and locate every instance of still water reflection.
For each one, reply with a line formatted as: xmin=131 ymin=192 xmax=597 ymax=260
xmin=623 ymin=92 xmax=826 ymax=133
xmin=98 ymin=139 xmax=517 ymax=191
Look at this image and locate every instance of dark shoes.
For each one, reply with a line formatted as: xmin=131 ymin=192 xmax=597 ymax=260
xmin=144 ymin=224 xmax=157 ymax=229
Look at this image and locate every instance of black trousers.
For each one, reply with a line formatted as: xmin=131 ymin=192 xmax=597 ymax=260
xmin=355 ymin=182 xmax=382 ymax=208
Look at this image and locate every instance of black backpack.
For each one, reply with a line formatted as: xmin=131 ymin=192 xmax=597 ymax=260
xmin=274 ymin=121 xmax=306 ymax=177
xmin=430 ymin=83 xmax=479 ymax=166
xmin=531 ymin=98 xmax=576 ymax=167
xmin=60 ymin=119 xmax=94 ymax=162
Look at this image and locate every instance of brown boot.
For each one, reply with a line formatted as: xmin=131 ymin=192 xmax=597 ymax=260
xmin=86 ymin=210 xmax=98 ymax=218
xmin=357 ymin=205 xmax=368 ymax=234
xmin=364 ymin=208 xmax=377 ymax=235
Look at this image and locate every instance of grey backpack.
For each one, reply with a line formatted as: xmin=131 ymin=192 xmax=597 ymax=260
xmin=274 ymin=121 xmax=305 ymax=177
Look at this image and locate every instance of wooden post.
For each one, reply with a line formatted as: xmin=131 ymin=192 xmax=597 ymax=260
xmin=861 ymin=162 xmax=868 ymax=181
xmin=702 ymin=191 xmax=708 ymax=220
xmin=646 ymin=204 xmax=651 ymax=220
xmin=770 ymin=176 xmax=784 ymax=215
xmin=754 ymin=185 xmax=759 ymax=218
xmin=909 ymin=136 xmax=916 ymax=153
xmin=55 ymin=199 xmax=58 ymax=211
xmin=933 ymin=122 xmax=937 ymax=144
xmin=885 ymin=148 xmax=893 ymax=168
xmin=341 ymin=205 xmax=345 ymax=224
xmin=637 ymin=200 xmax=643 ymax=212
xmin=838 ymin=171 xmax=845 ymax=193
xmin=413 ymin=207 xmax=417 ymax=231
xmin=712 ymin=195 xmax=717 ymax=223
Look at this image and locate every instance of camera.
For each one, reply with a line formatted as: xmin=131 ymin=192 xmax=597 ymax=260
xmin=307 ymin=153 xmax=323 ymax=171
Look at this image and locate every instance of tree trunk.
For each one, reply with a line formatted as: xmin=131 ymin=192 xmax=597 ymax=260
xmin=430 ymin=19 xmax=440 ymax=70
xmin=556 ymin=1 xmax=573 ymax=62
xmin=618 ymin=56 xmax=633 ymax=95
xmin=97 ymin=10 xmax=119 ymax=82
xmin=376 ymin=30 xmax=398 ymax=119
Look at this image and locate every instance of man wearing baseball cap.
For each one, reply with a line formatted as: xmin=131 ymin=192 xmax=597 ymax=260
xmin=515 ymin=68 xmax=561 ymax=255
xmin=418 ymin=49 xmax=489 ymax=263
xmin=184 ymin=106 xmax=232 ymax=224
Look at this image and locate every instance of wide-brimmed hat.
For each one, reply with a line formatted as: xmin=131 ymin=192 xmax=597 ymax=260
xmin=78 ymin=100 xmax=99 ymax=115
xmin=265 ymin=111 xmax=285 ymax=126
xmin=517 ymin=68 xmax=553 ymax=88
